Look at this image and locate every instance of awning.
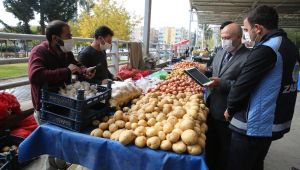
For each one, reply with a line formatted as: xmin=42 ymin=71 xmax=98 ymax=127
xmin=173 ymin=39 xmax=190 ymax=49
xmin=190 ymin=0 xmax=300 ymax=28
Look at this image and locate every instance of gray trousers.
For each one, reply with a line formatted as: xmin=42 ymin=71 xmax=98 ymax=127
xmin=34 ymin=110 xmax=68 ymax=170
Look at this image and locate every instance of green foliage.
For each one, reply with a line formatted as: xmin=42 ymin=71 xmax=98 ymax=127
xmin=2 ymin=0 xmax=36 ymax=33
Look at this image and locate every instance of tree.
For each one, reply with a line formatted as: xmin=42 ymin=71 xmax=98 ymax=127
xmin=203 ymin=24 xmax=213 ymax=41
xmin=78 ymin=0 xmax=95 ymax=14
xmin=3 ymin=0 xmax=36 ymax=34
xmin=34 ymin=0 xmax=77 ymax=34
xmin=71 ymin=0 xmax=141 ymax=40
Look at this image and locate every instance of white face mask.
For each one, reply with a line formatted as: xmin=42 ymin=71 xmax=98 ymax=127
xmin=59 ymin=39 xmax=73 ymax=52
xmin=100 ymin=41 xmax=112 ymax=51
xmin=244 ymin=32 xmax=251 ymax=42
xmin=221 ymin=39 xmax=235 ymax=52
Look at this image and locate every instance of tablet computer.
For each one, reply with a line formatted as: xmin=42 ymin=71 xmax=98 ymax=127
xmin=184 ymin=67 xmax=213 ymax=86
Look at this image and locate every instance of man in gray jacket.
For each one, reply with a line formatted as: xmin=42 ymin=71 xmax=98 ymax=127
xmin=205 ymin=23 xmax=250 ymax=170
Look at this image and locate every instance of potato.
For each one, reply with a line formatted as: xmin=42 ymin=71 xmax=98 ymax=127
xmin=163 ymin=123 xmax=173 ymax=134
xmin=182 ymin=114 xmax=193 ymax=120
xmin=190 ymin=105 xmax=199 ymax=111
xmin=160 ymin=140 xmax=172 ymax=150
xmin=119 ymin=130 xmax=136 ymax=145
xmin=132 ymin=99 xmax=138 ymax=104
xmin=200 ymin=133 xmax=206 ymax=141
xmin=115 ymin=120 xmax=125 ymax=129
xmin=187 ymin=145 xmax=202 ymax=155
xmin=194 ymin=127 xmax=202 ymax=136
xmin=2 ymin=146 xmax=10 ymax=152
xmin=152 ymin=111 xmax=159 ymax=117
xmin=163 ymin=107 xmax=172 ymax=114
xmin=125 ymin=122 xmax=131 ymax=129
xmin=102 ymin=130 xmax=111 ymax=138
xmin=172 ymin=141 xmax=187 ymax=154
xmin=109 ymin=123 xmax=118 ymax=133
xmin=200 ymin=123 xmax=208 ymax=133
xmin=167 ymin=116 xmax=178 ymax=125
xmin=154 ymin=107 xmax=160 ymax=112
xmin=138 ymin=113 xmax=146 ymax=120
xmin=114 ymin=110 xmax=123 ymax=120
xmin=198 ymin=138 xmax=206 ymax=148
xmin=99 ymin=122 xmax=109 ymax=130
xmin=157 ymin=102 xmax=164 ymax=109
xmin=181 ymin=129 xmax=198 ymax=145
xmin=123 ymin=107 xmax=130 ymax=112
xmin=110 ymin=129 xmax=125 ymax=141
xmin=187 ymin=109 xmax=198 ymax=119
xmin=173 ymin=128 xmax=183 ymax=135
xmin=131 ymin=105 xmax=139 ymax=111
xmin=172 ymin=108 xmax=186 ymax=118
xmin=180 ymin=119 xmax=195 ymax=131
xmin=138 ymin=120 xmax=148 ymax=127
xmin=174 ymin=122 xmax=180 ymax=129
xmin=92 ymin=120 xmax=100 ymax=127
xmin=129 ymin=115 xmax=138 ymax=123
xmin=198 ymin=112 xmax=206 ymax=122
xmin=146 ymin=127 xmax=158 ymax=137
xmin=145 ymin=105 xmax=155 ymax=113
xmin=155 ymin=122 xmax=163 ymax=128
xmin=135 ymin=136 xmax=147 ymax=148
xmin=158 ymin=131 xmax=166 ymax=140
xmin=90 ymin=128 xmax=103 ymax=137
xmin=131 ymin=123 xmax=138 ymax=130
xmin=123 ymin=114 xmax=129 ymax=122
xmin=167 ymin=131 xmax=180 ymax=143
xmin=145 ymin=113 xmax=154 ymax=120
xmin=107 ymin=118 xmax=116 ymax=124
xmin=147 ymin=118 xmax=156 ymax=126
xmin=156 ymin=114 xmax=166 ymax=122
xmin=134 ymin=126 xmax=146 ymax=136
xmin=200 ymin=104 xmax=206 ymax=109
xmin=147 ymin=136 xmax=161 ymax=149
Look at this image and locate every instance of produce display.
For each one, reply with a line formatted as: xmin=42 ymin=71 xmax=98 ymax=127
xmin=192 ymin=49 xmax=209 ymax=57
xmin=172 ymin=61 xmax=206 ymax=72
xmin=91 ymin=92 xmax=208 ymax=155
xmin=149 ymin=76 xmax=204 ymax=94
xmin=58 ymin=81 xmax=98 ymax=99
xmin=110 ymin=80 xmax=142 ymax=109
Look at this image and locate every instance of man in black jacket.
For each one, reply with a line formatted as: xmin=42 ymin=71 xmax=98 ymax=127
xmin=205 ymin=22 xmax=250 ymax=170
xmin=225 ymin=5 xmax=300 ymax=170
xmin=78 ymin=26 xmax=116 ymax=84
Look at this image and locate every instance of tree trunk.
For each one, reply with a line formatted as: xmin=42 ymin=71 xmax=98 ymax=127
xmin=24 ymin=22 xmax=32 ymax=34
xmin=40 ymin=10 xmax=45 ymax=35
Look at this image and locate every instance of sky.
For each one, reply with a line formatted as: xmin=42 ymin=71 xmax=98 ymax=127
xmin=0 ymin=0 xmax=198 ymax=30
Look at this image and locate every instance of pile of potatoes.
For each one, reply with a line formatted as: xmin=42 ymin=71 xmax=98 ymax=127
xmin=91 ymin=92 xmax=208 ymax=155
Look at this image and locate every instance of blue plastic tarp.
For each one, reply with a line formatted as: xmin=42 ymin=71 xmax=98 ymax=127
xmin=18 ymin=124 xmax=208 ymax=170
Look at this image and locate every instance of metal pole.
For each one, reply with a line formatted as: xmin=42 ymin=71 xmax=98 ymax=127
xmin=111 ymin=40 xmax=119 ymax=75
xmin=143 ymin=0 xmax=152 ymax=56
xmin=188 ymin=10 xmax=192 ymax=47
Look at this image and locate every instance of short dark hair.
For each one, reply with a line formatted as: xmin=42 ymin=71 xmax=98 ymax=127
xmin=220 ymin=21 xmax=233 ymax=30
xmin=246 ymin=5 xmax=278 ymax=30
xmin=45 ymin=20 xmax=69 ymax=42
xmin=94 ymin=26 xmax=114 ymax=39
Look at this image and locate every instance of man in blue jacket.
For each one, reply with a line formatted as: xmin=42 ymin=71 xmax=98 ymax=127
xmin=225 ymin=5 xmax=300 ymax=170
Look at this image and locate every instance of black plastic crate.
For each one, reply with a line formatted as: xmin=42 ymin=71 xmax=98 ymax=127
xmin=41 ymin=83 xmax=111 ymax=113
xmin=40 ymin=104 xmax=108 ymax=132
xmin=0 ymin=134 xmax=33 ymax=170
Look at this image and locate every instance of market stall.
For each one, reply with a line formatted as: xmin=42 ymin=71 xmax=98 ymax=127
xmin=17 ymin=61 xmax=209 ymax=170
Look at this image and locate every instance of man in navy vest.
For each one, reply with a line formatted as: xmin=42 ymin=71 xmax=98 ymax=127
xmin=224 ymin=5 xmax=300 ymax=170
